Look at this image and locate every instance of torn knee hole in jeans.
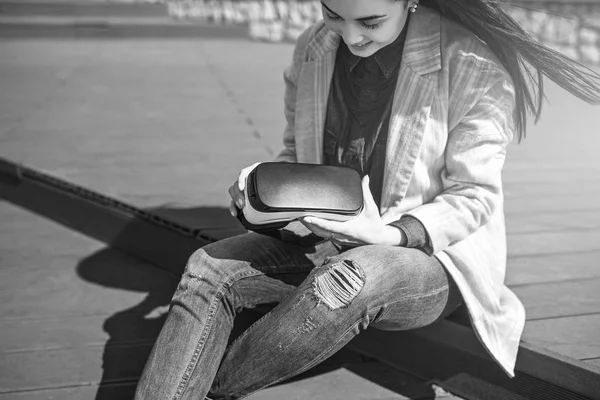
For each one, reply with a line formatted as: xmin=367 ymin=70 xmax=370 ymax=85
xmin=312 ymin=260 xmax=365 ymax=310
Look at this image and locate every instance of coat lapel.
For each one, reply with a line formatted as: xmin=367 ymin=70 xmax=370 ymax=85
xmin=294 ymin=26 xmax=339 ymax=164
xmin=312 ymin=53 xmax=336 ymax=164
xmin=294 ymin=8 xmax=442 ymax=204
xmin=381 ymin=8 xmax=442 ymax=209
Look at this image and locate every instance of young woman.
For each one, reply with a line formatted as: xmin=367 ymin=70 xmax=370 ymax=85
xmin=135 ymin=0 xmax=600 ymax=398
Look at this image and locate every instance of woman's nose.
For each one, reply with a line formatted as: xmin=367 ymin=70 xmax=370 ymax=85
xmin=341 ymin=23 xmax=363 ymax=46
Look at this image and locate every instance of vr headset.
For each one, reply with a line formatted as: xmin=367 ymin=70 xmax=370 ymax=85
xmin=236 ymin=162 xmax=364 ymax=232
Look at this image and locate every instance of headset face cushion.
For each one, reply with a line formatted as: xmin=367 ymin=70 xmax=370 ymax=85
xmin=239 ymin=162 xmax=363 ymax=231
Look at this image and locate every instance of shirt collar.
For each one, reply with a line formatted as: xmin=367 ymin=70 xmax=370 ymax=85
xmin=341 ymin=23 xmax=408 ymax=78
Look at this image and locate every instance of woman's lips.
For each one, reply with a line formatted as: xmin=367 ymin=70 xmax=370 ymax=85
xmin=350 ymin=41 xmax=373 ymax=51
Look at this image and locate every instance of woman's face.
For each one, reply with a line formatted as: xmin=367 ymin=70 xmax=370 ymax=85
xmin=321 ymin=0 xmax=410 ymax=57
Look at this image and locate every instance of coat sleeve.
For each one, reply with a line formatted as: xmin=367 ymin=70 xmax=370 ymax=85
xmin=273 ymin=27 xmax=313 ymax=163
xmin=406 ymin=69 xmax=516 ymax=255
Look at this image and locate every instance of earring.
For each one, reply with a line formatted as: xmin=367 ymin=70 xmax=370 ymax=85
xmin=409 ymin=2 xmax=418 ymax=12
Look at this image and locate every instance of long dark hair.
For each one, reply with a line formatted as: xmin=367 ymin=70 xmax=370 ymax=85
xmin=420 ymin=0 xmax=600 ymax=141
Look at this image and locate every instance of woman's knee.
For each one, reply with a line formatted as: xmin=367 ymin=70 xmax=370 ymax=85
xmin=308 ymin=246 xmax=445 ymax=311
xmin=172 ymin=244 xmax=244 ymax=311
xmin=310 ymin=257 xmax=367 ymax=310
xmin=307 ymin=246 xmax=394 ymax=310
xmin=180 ymin=241 xmax=238 ymax=291
xmin=185 ymin=246 xmax=220 ymax=279
xmin=180 ymin=233 xmax=273 ymax=289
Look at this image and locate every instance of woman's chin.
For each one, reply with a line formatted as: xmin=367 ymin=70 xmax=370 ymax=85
xmin=348 ymin=43 xmax=378 ymax=57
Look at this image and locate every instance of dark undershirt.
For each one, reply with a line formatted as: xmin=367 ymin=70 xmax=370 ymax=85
xmin=323 ymin=22 xmax=431 ymax=252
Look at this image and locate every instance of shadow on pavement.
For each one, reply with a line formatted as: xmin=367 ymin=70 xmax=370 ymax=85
xmin=77 ymin=247 xmax=177 ymax=400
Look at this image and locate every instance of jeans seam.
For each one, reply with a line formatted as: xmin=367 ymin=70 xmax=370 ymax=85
xmin=376 ymin=283 xmax=450 ymax=323
xmin=234 ymin=319 xmax=363 ymax=400
xmin=186 ymin=262 xmax=315 ymax=279
xmin=216 ymin=267 xmax=316 ymax=355
xmin=172 ymin=269 xmax=265 ymax=400
xmin=218 ymin=282 xmax=275 ymax=355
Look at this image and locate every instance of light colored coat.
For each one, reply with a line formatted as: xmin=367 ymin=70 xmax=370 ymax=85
xmin=274 ymin=6 xmax=526 ymax=376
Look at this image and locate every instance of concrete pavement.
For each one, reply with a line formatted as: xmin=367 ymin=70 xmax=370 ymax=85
xmin=2 ymin=4 xmax=600 ymax=398
xmin=0 ymin=25 xmax=467 ymax=400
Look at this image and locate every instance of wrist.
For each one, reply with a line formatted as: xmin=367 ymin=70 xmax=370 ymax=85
xmin=381 ymin=225 xmax=405 ymax=246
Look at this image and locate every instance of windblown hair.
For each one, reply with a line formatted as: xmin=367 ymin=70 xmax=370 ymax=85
xmin=420 ymin=0 xmax=600 ymax=141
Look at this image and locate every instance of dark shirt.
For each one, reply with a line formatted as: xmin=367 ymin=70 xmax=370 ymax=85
xmin=324 ymin=27 xmax=405 ymax=207
xmin=323 ymin=24 xmax=430 ymax=251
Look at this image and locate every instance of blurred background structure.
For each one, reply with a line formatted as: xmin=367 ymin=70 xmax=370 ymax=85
xmin=1 ymin=0 xmax=600 ymax=399
xmin=165 ymin=0 xmax=600 ymax=65
xmin=1 ymin=0 xmax=600 ymax=64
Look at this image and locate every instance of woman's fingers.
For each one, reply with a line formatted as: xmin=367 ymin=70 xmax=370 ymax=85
xmin=302 ymin=217 xmax=348 ymax=237
xmin=300 ymin=219 xmax=358 ymax=243
xmin=237 ymin=171 xmax=247 ymax=192
xmin=299 ymin=218 xmax=329 ymax=238
xmin=238 ymin=162 xmax=261 ymax=192
xmin=299 ymin=177 xmax=386 ymax=246
xmin=229 ymin=162 xmax=261 ymax=210
xmin=228 ymin=183 xmax=244 ymax=209
xmin=331 ymin=235 xmax=362 ymax=247
xmin=302 ymin=216 xmax=329 ymax=231
xmin=229 ymin=199 xmax=238 ymax=217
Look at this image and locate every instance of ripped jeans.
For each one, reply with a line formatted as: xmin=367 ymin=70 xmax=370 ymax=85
xmin=134 ymin=230 xmax=462 ymax=400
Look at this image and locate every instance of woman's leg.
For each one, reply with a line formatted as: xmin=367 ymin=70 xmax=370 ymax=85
xmin=208 ymin=245 xmax=462 ymax=400
xmin=134 ymin=231 xmax=338 ymax=400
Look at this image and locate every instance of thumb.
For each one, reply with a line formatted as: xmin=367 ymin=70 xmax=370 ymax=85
xmin=238 ymin=162 xmax=261 ymax=191
xmin=361 ymin=175 xmax=376 ymax=209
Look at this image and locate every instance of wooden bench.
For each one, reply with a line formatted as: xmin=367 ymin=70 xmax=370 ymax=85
xmin=2 ymin=156 xmax=599 ymax=400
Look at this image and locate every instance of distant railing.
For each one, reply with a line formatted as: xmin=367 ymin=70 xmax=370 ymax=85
xmin=166 ymin=0 xmax=600 ymax=65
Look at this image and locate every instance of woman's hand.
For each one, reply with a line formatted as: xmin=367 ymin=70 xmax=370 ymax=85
xmin=300 ymin=175 xmax=405 ymax=247
xmin=228 ymin=162 xmax=261 ymax=217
